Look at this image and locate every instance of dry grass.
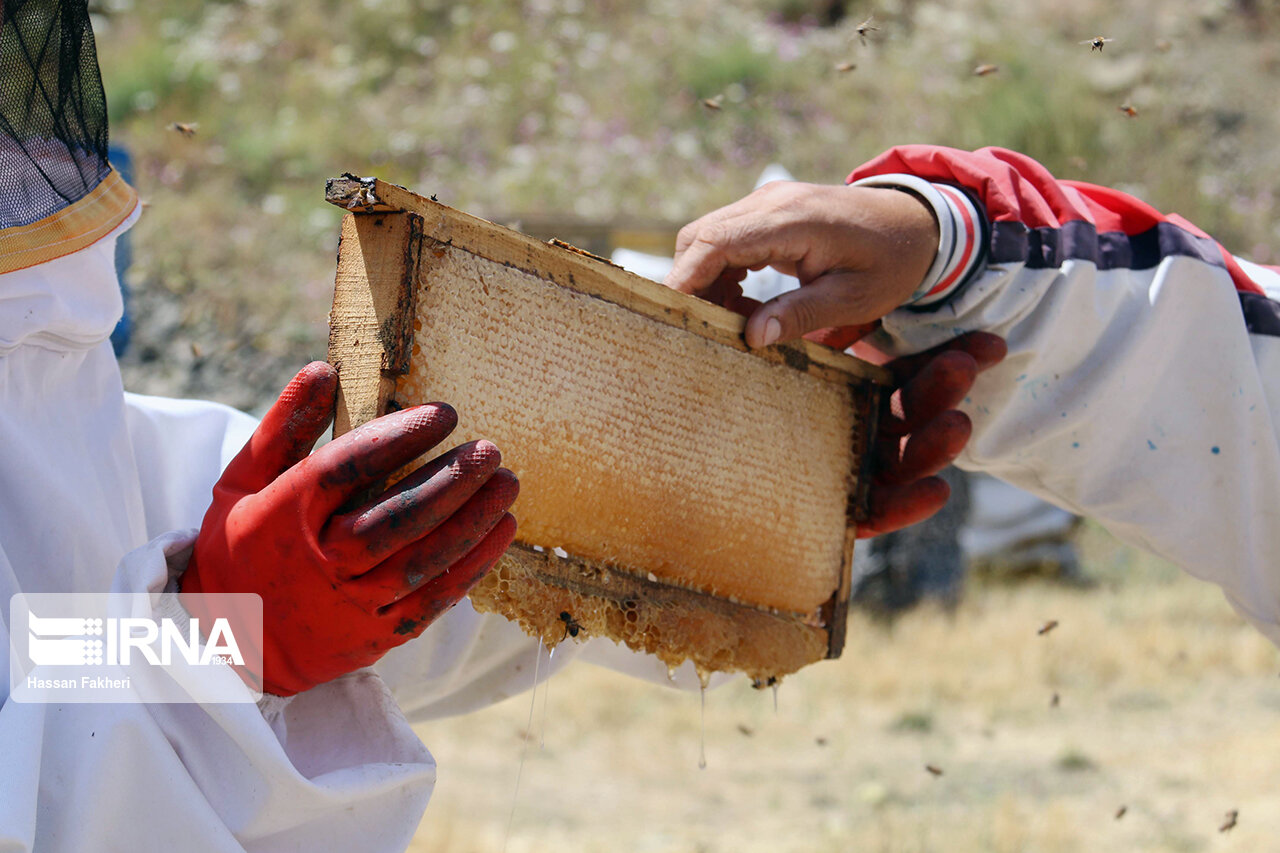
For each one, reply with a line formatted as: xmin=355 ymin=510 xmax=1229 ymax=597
xmin=410 ymin=524 xmax=1280 ymax=852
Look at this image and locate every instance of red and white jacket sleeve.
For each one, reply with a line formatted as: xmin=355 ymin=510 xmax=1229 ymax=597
xmin=850 ymin=145 xmax=1280 ymax=644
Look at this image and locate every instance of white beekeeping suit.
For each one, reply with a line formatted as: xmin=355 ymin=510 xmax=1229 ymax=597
xmin=0 ymin=1 xmax=446 ymax=845
xmin=0 ymin=7 xmax=694 ymax=849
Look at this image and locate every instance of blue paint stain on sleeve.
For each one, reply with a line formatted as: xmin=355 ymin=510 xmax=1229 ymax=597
xmin=1147 ymin=439 xmax=1157 ymax=450
xmin=1072 ymin=442 xmax=1080 ymax=449
xmin=1016 ymin=374 xmax=1027 ymax=382
xmin=1212 ymin=446 xmax=1221 ymax=455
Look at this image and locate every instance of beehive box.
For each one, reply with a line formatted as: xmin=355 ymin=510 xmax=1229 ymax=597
xmin=325 ymin=175 xmax=889 ymax=682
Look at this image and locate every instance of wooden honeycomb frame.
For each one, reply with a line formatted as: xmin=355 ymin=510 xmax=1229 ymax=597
xmin=325 ymin=175 xmax=888 ymax=680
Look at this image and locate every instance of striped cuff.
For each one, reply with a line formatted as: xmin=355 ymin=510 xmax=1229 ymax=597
xmin=849 ymin=173 xmax=985 ymax=307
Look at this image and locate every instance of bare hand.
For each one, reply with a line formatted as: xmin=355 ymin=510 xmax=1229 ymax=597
xmin=663 ymin=181 xmax=938 ymax=349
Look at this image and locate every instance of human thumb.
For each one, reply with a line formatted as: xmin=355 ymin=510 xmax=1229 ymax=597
xmin=743 ymin=271 xmax=892 ymax=350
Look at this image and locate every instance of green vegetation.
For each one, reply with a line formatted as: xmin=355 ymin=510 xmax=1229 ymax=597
xmin=94 ymin=0 xmax=1280 ymax=408
xmin=1055 ymin=747 xmax=1098 ymax=773
xmin=889 ymin=709 xmax=935 ymax=733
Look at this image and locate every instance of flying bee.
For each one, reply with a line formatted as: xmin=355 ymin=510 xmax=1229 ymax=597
xmin=1050 ymin=692 xmax=1061 ymax=707
xmin=1081 ymin=36 xmax=1113 ymax=52
xmin=167 ymin=121 xmax=198 ymax=137
xmin=1154 ymin=39 xmax=1172 ymax=53
xmin=925 ymin=764 xmax=944 ymax=777
xmin=973 ymin=63 xmax=999 ymax=76
xmin=855 ymin=15 xmax=878 ymax=45
xmin=1038 ymin=619 xmax=1059 ymax=636
xmin=1119 ymin=103 xmax=1138 ymax=117
xmin=1220 ymin=809 xmax=1239 ymax=833
xmin=702 ymin=94 xmax=724 ymax=111
xmin=558 ymin=610 xmax=582 ymax=640
xmin=834 ymin=60 xmax=857 ymax=72
xmin=1115 ymin=805 xmax=1128 ymax=820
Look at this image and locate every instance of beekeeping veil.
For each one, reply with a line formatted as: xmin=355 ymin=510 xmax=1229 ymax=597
xmin=0 ymin=0 xmax=136 ymax=274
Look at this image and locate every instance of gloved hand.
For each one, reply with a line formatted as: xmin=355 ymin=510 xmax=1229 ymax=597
xmin=662 ymin=183 xmax=1004 ymax=537
xmin=181 ymin=362 xmax=518 ymax=697
xmin=856 ymin=332 xmax=1006 ymax=538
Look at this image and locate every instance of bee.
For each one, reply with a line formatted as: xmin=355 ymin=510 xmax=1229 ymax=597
xmin=1115 ymin=805 xmax=1128 ymax=820
xmin=1154 ymin=39 xmax=1172 ymax=52
xmin=1038 ymin=619 xmax=1059 ymax=636
xmin=815 ymin=736 xmax=828 ymax=746
xmin=345 ymin=184 xmax=376 ymax=211
xmin=167 ymin=121 xmax=198 ymax=137
xmin=1081 ymin=36 xmax=1113 ymax=52
xmin=1050 ymin=692 xmax=1061 ymax=707
xmin=702 ymin=94 xmax=724 ymax=111
xmin=1220 ymin=809 xmax=1239 ymax=833
xmin=736 ymin=723 xmax=754 ymax=737
xmin=973 ymin=63 xmax=999 ymax=76
xmin=834 ymin=60 xmax=857 ymax=72
xmin=855 ymin=15 xmax=878 ymax=45
xmin=558 ymin=610 xmax=582 ymax=640
xmin=1119 ymin=103 xmax=1138 ymax=117
xmin=925 ymin=764 xmax=944 ymax=777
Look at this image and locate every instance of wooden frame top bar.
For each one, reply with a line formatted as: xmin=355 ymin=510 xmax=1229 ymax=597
xmin=325 ymin=174 xmax=891 ymax=387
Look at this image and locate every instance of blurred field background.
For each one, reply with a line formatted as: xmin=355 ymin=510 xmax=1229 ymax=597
xmin=412 ymin=527 xmax=1280 ymax=853
xmin=91 ymin=0 xmax=1280 ymax=849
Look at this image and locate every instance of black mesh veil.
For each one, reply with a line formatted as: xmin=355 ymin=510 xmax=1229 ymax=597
xmin=0 ymin=0 xmax=110 ymax=229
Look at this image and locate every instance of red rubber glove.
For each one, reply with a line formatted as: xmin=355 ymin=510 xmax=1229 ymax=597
xmin=855 ymin=331 xmax=1007 ymax=537
xmin=663 ymin=262 xmax=1006 ymax=537
xmin=181 ymin=362 xmax=518 ymax=697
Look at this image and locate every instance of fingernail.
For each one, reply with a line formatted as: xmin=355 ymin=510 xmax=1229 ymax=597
xmin=761 ymin=316 xmax=782 ymax=347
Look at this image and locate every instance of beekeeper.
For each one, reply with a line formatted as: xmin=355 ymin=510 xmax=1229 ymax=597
xmin=0 ymin=0 xmax=538 ymax=847
xmin=0 ymin=5 xmax=996 ymax=851
xmin=666 ymin=143 xmax=1280 ymax=647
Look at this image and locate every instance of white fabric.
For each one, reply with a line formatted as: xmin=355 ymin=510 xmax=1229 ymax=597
xmin=0 ymin=211 xmax=444 ymax=852
xmin=0 ymin=210 xmax=701 ymax=851
xmin=873 ymin=239 xmax=1280 ymax=644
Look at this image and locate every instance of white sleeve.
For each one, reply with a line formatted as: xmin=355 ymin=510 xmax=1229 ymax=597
xmin=848 ymin=145 xmax=1280 ymax=646
xmin=1 ymin=529 xmax=438 ymax=853
xmin=122 ymin=392 xmax=259 ymax=535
